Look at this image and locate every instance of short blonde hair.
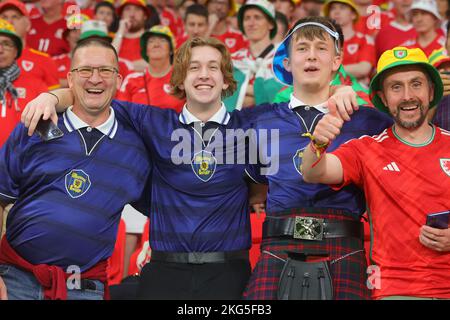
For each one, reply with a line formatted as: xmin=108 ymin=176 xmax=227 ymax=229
xmin=170 ymin=37 xmax=237 ymax=100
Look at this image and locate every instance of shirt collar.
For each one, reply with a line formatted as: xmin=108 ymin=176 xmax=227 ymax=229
xmin=288 ymin=93 xmax=329 ymax=114
xmin=178 ymin=102 xmax=230 ymax=125
xmin=63 ymin=106 xmax=118 ymax=139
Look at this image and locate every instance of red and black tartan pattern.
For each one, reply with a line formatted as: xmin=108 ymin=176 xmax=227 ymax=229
xmin=243 ymin=208 xmax=371 ymax=300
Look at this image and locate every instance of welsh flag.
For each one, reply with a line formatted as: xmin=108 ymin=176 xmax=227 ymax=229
xmin=272 ymin=65 xmax=372 ymax=106
xmin=224 ymin=48 xmax=284 ymax=111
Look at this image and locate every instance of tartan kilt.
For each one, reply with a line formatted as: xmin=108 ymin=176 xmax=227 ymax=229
xmin=243 ymin=210 xmax=371 ymax=300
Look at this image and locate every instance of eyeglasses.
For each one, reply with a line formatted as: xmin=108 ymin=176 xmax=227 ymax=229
xmin=70 ymin=66 xmax=118 ymax=78
xmin=0 ymin=40 xmax=16 ymax=50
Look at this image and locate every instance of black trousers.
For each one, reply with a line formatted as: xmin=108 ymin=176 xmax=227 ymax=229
xmin=137 ymin=259 xmax=251 ymax=300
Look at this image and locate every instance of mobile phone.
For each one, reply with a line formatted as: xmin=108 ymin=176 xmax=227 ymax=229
xmin=426 ymin=211 xmax=450 ymax=229
xmin=36 ymin=118 xmax=64 ymax=141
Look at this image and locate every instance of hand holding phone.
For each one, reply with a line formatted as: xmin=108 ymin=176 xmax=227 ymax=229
xmin=426 ymin=211 xmax=450 ymax=229
xmin=35 ymin=118 xmax=64 ymax=142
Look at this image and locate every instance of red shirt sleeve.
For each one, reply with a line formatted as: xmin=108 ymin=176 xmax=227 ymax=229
xmin=329 ymin=138 xmax=365 ymax=190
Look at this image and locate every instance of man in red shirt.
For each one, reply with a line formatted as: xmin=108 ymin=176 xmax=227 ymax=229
xmin=26 ymin=0 xmax=69 ymax=56
xmin=402 ymin=0 xmax=445 ymax=56
xmin=113 ymin=0 xmax=150 ymax=71
xmin=0 ymin=0 xmax=60 ymax=91
xmin=302 ymin=47 xmax=450 ymax=299
xmin=206 ymin=0 xmax=248 ymax=54
xmin=375 ymin=0 xmax=417 ymax=59
xmin=324 ymin=0 xmax=376 ymax=84
xmin=0 ymin=19 xmax=48 ymax=147
xmin=117 ymin=25 xmax=184 ymax=111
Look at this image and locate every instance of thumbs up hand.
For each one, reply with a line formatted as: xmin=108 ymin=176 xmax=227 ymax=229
xmin=312 ymin=104 xmax=345 ymax=146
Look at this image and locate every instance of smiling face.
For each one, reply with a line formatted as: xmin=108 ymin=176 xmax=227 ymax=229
xmin=179 ymin=45 xmax=229 ymax=110
xmin=68 ymin=44 xmax=122 ymax=120
xmin=242 ymin=7 xmax=274 ymax=42
xmin=283 ymin=29 xmax=341 ymax=91
xmin=379 ymin=65 xmax=434 ymax=129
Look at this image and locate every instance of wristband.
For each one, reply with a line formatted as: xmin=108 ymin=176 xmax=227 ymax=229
xmin=46 ymin=92 xmax=59 ymax=106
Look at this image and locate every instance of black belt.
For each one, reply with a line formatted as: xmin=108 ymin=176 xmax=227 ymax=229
xmin=151 ymin=250 xmax=249 ymax=264
xmin=263 ymin=216 xmax=363 ymax=241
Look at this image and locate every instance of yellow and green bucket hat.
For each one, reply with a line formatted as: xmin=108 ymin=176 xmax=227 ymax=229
xmin=370 ymin=47 xmax=443 ymax=113
xmin=140 ymin=25 xmax=176 ymax=63
xmin=0 ymin=18 xmax=22 ymax=58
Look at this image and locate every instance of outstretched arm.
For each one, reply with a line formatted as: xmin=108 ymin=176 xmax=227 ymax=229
xmin=21 ymin=89 xmax=74 ymax=136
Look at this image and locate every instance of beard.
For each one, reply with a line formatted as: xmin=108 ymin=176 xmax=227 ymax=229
xmin=128 ymin=20 xmax=146 ymax=33
xmin=390 ymin=100 xmax=428 ymax=129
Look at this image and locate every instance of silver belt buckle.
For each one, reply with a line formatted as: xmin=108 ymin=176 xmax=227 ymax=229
xmin=293 ymin=216 xmax=324 ymax=241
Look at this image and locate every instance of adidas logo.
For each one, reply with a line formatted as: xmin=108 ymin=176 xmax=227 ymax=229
xmin=383 ymin=162 xmax=400 ymax=172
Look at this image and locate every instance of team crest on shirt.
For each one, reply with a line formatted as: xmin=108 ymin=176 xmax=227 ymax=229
xmin=163 ymin=84 xmax=172 ymax=94
xmin=191 ymin=150 xmax=217 ymax=182
xmin=225 ymin=38 xmax=236 ymax=48
xmin=394 ymin=49 xmax=407 ymax=59
xmin=16 ymin=88 xmax=26 ymax=99
xmin=440 ymin=159 xmax=450 ymax=177
xmin=21 ymin=60 xmax=34 ymax=72
xmin=293 ymin=147 xmax=306 ymax=176
xmin=65 ymin=169 xmax=91 ymax=198
xmin=347 ymin=44 xmax=358 ymax=55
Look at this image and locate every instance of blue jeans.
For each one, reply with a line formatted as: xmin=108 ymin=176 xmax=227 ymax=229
xmin=0 ymin=264 xmax=104 ymax=300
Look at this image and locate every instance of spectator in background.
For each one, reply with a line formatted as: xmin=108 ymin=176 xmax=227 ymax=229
xmin=270 ymin=0 xmax=294 ymax=24
xmin=224 ymin=0 xmax=283 ymax=110
xmin=274 ymin=10 xmax=289 ymax=44
xmin=26 ymin=0 xmax=69 ymax=56
xmin=375 ymin=0 xmax=416 ymax=59
xmin=144 ymin=4 xmax=162 ymax=29
xmin=176 ymin=4 xmax=210 ymax=47
xmin=95 ymin=0 xmax=120 ymax=34
xmin=428 ymin=48 xmax=450 ymax=129
xmin=0 ymin=19 xmax=48 ymax=147
xmin=175 ymin=0 xmax=197 ymax=19
xmin=402 ymin=0 xmax=445 ymax=56
xmin=292 ymin=0 xmax=323 ymax=22
xmin=117 ymin=25 xmax=184 ymax=111
xmin=80 ymin=20 xmax=134 ymax=79
xmin=206 ymin=0 xmax=248 ymax=53
xmin=113 ymin=0 xmax=150 ymax=72
xmin=436 ymin=0 xmax=449 ymax=32
xmin=153 ymin=0 xmax=184 ymax=38
xmin=53 ymin=14 xmax=90 ymax=87
xmin=324 ymin=0 xmax=376 ymax=84
xmin=0 ymin=0 xmax=60 ymax=91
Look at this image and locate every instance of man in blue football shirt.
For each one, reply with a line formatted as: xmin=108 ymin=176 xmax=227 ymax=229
xmin=0 ymin=38 xmax=151 ymax=300
xmin=243 ymin=17 xmax=393 ymax=300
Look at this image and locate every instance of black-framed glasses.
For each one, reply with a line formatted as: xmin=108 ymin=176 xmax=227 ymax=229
xmin=70 ymin=66 xmax=118 ymax=78
xmin=0 ymin=40 xmax=16 ymax=50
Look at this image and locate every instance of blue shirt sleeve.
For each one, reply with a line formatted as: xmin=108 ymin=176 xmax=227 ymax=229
xmin=0 ymin=124 xmax=26 ymax=203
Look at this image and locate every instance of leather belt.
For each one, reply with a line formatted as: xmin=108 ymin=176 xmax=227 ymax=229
xmin=263 ymin=216 xmax=363 ymax=241
xmin=151 ymin=250 xmax=249 ymax=264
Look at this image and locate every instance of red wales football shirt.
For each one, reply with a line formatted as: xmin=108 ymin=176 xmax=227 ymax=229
xmin=116 ymin=68 xmax=184 ymax=112
xmin=27 ymin=16 xmax=69 ymax=56
xmin=331 ymin=126 xmax=450 ymax=299
xmin=212 ymin=27 xmax=248 ymax=54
